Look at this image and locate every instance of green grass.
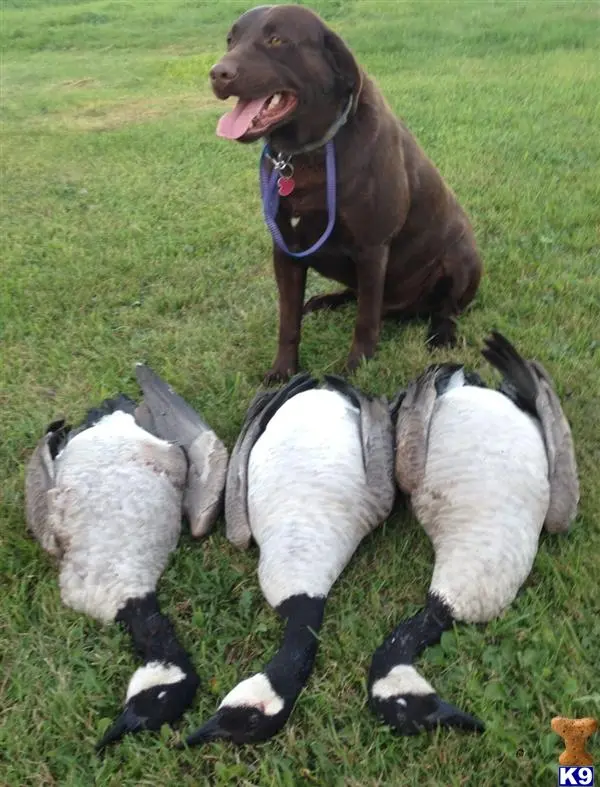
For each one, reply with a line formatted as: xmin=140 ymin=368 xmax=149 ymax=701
xmin=1 ymin=0 xmax=599 ymax=784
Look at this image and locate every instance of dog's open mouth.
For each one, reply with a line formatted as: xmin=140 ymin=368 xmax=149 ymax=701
xmin=216 ymin=92 xmax=298 ymax=140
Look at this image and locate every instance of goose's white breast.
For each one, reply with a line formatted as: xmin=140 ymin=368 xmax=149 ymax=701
xmin=50 ymin=411 xmax=187 ymax=622
xmin=247 ymin=389 xmax=379 ymax=608
xmin=413 ymin=386 xmax=550 ymax=623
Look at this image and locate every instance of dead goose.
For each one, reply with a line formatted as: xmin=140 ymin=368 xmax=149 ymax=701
xmin=367 ymin=332 xmax=579 ymax=735
xmin=24 ymin=364 xmax=228 ymax=749
xmin=183 ymin=373 xmax=395 ymax=746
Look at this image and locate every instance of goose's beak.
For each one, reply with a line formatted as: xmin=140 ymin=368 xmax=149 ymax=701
xmin=183 ymin=712 xmax=230 ymax=747
xmin=95 ymin=707 xmax=144 ymax=752
xmin=428 ymin=698 xmax=485 ymax=733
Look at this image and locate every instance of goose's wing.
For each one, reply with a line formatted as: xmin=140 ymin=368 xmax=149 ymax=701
xmin=133 ymin=400 xmax=156 ymax=435
xmin=482 ymin=332 xmax=579 ymax=532
xmin=135 ymin=364 xmax=229 ymax=538
xmin=225 ymin=373 xmax=318 ymax=550
xmin=392 ymin=364 xmax=465 ymax=495
xmin=529 ymin=360 xmax=580 ymax=531
xmin=25 ymin=420 xmax=70 ymax=557
xmin=323 ymin=375 xmax=395 ymax=522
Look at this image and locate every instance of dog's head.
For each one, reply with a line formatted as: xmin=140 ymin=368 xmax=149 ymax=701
xmin=209 ymin=5 xmax=363 ymax=148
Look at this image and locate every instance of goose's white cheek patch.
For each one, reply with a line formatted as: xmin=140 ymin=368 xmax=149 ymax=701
xmin=125 ymin=662 xmax=186 ymax=701
xmin=219 ymin=673 xmax=285 ymax=717
xmin=371 ymin=665 xmax=435 ymax=700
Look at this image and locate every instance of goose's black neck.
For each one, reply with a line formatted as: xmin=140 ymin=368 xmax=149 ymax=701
xmin=116 ymin=592 xmax=194 ymax=672
xmin=265 ymin=594 xmax=326 ymax=702
xmin=369 ymin=593 xmax=454 ymax=682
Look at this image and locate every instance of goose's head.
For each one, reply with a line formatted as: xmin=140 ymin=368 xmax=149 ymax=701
xmin=96 ymin=661 xmax=199 ymax=750
xmin=184 ymin=672 xmax=291 ymax=746
xmin=368 ymin=664 xmax=484 ymax=736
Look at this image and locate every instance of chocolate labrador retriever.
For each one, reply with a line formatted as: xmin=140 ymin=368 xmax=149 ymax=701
xmin=210 ymin=5 xmax=483 ymax=382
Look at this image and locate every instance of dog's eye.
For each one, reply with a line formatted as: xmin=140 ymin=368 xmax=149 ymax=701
xmin=267 ymin=34 xmax=283 ymax=47
xmin=226 ymin=33 xmax=233 ymax=47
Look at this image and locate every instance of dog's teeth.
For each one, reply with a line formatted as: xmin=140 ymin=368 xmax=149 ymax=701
xmin=270 ymin=93 xmax=282 ymax=108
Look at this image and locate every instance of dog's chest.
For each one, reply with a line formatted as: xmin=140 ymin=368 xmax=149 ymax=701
xmin=277 ymin=164 xmax=327 ymax=215
xmin=276 ymin=200 xmax=353 ymax=259
xmin=264 ymin=158 xmax=355 ymax=267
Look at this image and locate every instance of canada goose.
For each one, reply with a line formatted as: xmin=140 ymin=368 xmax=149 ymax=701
xmin=183 ymin=373 xmax=395 ymax=746
xmin=24 ymin=365 xmax=229 ymax=749
xmin=367 ymin=332 xmax=579 ymax=735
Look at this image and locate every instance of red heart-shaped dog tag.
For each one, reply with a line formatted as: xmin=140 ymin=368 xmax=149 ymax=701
xmin=277 ymin=176 xmax=295 ymax=197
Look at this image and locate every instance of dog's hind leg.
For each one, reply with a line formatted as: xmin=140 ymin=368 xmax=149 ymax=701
xmin=426 ymin=243 xmax=482 ymax=349
xmin=303 ymin=288 xmax=356 ymax=315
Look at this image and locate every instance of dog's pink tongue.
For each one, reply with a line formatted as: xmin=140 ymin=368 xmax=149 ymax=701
xmin=217 ymin=97 xmax=270 ymax=139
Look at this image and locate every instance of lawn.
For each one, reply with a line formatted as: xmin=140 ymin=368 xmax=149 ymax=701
xmin=1 ymin=0 xmax=599 ymax=784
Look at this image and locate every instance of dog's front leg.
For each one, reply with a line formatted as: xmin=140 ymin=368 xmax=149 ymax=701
xmin=346 ymin=244 xmax=389 ymax=373
xmin=264 ymin=248 xmax=307 ymax=385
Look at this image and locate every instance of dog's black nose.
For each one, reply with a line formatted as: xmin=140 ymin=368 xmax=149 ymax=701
xmin=210 ymin=61 xmax=238 ymax=86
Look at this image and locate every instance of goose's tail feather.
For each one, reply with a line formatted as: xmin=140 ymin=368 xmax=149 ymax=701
xmin=82 ymin=394 xmax=137 ymax=428
xmin=481 ymin=331 xmax=538 ymax=416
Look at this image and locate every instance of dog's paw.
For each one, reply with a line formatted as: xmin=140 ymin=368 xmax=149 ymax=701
xmin=344 ymin=345 xmax=374 ymax=375
xmin=426 ymin=317 xmax=457 ymax=350
xmin=263 ymin=365 xmax=295 ymax=386
xmin=427 ymin=332 xmax=457 ymax=350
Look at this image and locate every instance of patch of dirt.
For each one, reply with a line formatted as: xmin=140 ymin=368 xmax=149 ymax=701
xmin=60 ymin=78 xmax=100 ymax=89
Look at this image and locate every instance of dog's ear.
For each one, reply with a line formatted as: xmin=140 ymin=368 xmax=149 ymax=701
xmin=323 ymin=28 xmax=363 ymax=106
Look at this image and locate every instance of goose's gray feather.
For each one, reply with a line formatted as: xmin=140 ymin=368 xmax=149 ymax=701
xmin=25 ymin=429 xmax=62 ymax=557
xmin=134 ymin=365 xmax=211 ymax=448
xmin=134 ymin=401 xmax=157 ymax=435
xmin=482 ymin=333 xmax=579 ymax=533
xmin=323 ymin=375 xmax=395 ymax=519
xmin=224 ymin=374 xmax=317 ymax=550
xmin=530 ymin=360 xmax=579 ymax=532
xmin=394 ymin=366 xmax=449 ymax=494
xmin=135 ymin=364 xmax=229 ymax=537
